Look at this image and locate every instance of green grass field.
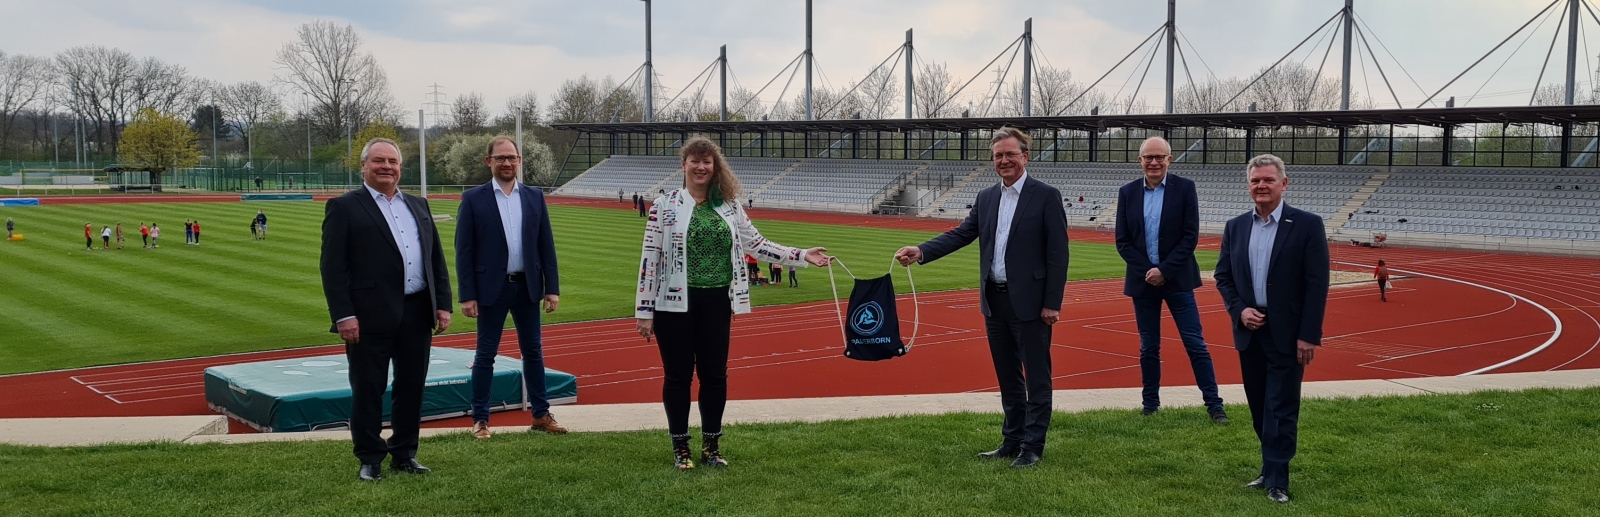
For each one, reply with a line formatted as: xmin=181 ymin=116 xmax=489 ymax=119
xmin=1 ymin=387 xmax=1596 ymax=516
xmin=0 ymin=200 xmax=1215 ymax=375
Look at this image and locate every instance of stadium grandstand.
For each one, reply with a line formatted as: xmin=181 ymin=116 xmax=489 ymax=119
xmin=552 ymin=105 xmax=1600 ymax=256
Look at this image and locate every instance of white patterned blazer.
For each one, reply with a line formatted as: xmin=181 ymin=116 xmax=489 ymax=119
xmin=635 ymin=188 xmax=809 ymax=318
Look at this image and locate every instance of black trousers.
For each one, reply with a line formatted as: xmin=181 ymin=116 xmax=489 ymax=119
xmin=654 ymin=287 xmax=732 ymax=436
xmin=983 ymin=283 xmax=1054 ymax=455
xmin=1238 ymin=323 xmax=1306 ymax=491
xmin=345 ymin=291 xmax=434 ymax=465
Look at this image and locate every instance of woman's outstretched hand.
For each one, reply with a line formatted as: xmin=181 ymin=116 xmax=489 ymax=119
xmin=804 ymin=247 xmax=833 ymax=267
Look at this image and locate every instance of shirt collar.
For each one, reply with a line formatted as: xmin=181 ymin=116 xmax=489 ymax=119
xmin=1256 ymin=201 xmax=1284 ymax=224
xmin=1003 ymin=171 xmax=1029 ymax=194
xmin=364 ymin=183 xmax=402 ymax=202
xmin=490 ymin=179 xmax=521 ymax=195
xmin=1143 ymin=173 xmax=1168 ymax=190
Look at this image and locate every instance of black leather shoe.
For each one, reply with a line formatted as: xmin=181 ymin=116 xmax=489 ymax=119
xmin=977 ymin=446 xmax=1021 ymax=460
xmin=1266 ymin=487 xmax=1290 ymax=503
xmin=1245 ymin=476 xmax=1266 ymax=489
xmin=358 ymin=463 xmax=383 ymax=481
xmin=390 ymin=458 xmax=431 ymax=475
xmin=1209 ymin=408 xmax=1231 ymax=424
xmin=1009 ymin=451 xmax=1041 ymax=468
xmin=1140 ymin=407 xmax=1158 ymax=416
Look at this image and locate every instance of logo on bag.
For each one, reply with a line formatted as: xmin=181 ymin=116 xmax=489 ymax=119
xmin=850 ymin=301 xmax=885 ymax=336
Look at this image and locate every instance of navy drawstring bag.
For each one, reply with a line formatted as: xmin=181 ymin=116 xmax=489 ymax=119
xmin=829 ymin=258 xmax=919 ymax=361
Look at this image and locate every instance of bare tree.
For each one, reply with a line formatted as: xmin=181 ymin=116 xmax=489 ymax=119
xmin=1235 ymin=63 xmax=1342 ymax=112
xmin=451 ymin=92 xmax=487 ymax=133
xmin=0 ymin=51 xmax=55 ymax=157
xmin=787 ymin=86 xmax=856 ymax=120
xmin=496 ymin=90 xmax=539 ymax=127
xmin=216 ymin=81 xmax=282 ymax=162
xmin=853 ymin=65 xmax=900 ymax=119
xmin=999 ymin=66 xmax=1084 ymax=117
xmin=131 ymin=57 xmax=201 ymax=117
xmin=54 ymin=45 xmax=139 ymax=154
xmin=275 ymin=20 xmax=397 ymax=140
xmin=547 ymin=75 xmax=600 ymax=124
xmin=913 ymin=61 xmax=955 ymax=118
xmin=727 ymin=86 xmax=759 ymax=121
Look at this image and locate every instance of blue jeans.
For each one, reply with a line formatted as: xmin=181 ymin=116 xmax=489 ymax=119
xmin=1132 ymin=289 xmax=1222 ymax=411
xmin=469 ymin=282 xmax=548 ymax=422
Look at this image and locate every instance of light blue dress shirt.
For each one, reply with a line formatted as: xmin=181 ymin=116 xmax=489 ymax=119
xmin=1143 ymin=175 xmax=1166 ymax=266
xmin=492 ymin=181 xmax=524 ymax=274
xmin=1248 ymin=201 xmax=1284 ymax=307
xmin=365 ymin=184 xmax=427 ymax=295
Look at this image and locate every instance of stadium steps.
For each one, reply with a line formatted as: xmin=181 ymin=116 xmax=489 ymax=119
xmin=1327 ymin=171 xmax=1390 ymax=232
xmin=871 ymin=163 xmax=931 ymax=214
xmin=920 ymin=165 xmax=990 ymax=218
xmin=1090 ymin=203 xmax=1119 ymax=230
xmin=645 ymin=171 xmax=683 ymax=196
xmin=751 ymin=160 xmax=805 ymax=198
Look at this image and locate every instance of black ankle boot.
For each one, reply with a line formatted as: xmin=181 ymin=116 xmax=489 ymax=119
xmin=671 ymin=434 xmax=694 ymax=470
xmin=701 ymin=432 xmax=728 ymax=467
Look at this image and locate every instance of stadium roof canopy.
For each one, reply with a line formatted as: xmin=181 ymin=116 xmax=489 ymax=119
xmin=552 ymin=105 xmax=1600 ymax=134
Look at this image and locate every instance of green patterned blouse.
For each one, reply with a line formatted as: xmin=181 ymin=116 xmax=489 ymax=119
xmin=686 ymin=201 xmax=734 ymax=288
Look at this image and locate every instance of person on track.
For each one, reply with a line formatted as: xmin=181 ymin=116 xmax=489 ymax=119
xmin=1375 ymin=260 xmax=1390 ymax=302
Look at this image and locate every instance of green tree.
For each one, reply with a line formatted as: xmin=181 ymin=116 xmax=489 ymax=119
xmin=344 ymin=120 xmax=400 ymax=170
xmin=118 ymin=107 xmax=200 ymax=191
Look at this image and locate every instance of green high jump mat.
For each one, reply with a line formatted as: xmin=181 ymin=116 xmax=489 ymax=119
xmin=203 ymin=347 xmax=577 ymax=432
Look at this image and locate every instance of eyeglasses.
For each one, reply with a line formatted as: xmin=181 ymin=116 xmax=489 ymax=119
xmin=1139 ymin=154 xmax=1171 ymax=162
xmin=490 ymin=155 xmax=521 ymax=164
xmin=992 ymin=151 xmax=1026 ymax=160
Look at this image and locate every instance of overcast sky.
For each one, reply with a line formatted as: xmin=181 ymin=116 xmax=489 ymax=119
xmin=1 ymin=0 xmax=1585 ymax=117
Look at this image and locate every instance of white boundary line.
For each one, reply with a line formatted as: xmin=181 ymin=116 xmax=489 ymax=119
xmin=1334 ymin=260 xmax=1563 ymax=376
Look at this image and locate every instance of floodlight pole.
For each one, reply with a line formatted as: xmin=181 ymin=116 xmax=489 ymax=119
xmin=1023 ymin=18 xmax=1033 ymax=116
xmin=1165 ymin=0 xmax=1175 ymax=114
xmin=1341 ymin=0 xmax=1353 ymax=110
xmin=805 ymin=0 xmax=814 ymax=121
xmin=720 ymin=45 xmax=729 ymax=122
xmin=905 ymin=29 xmax=914 ymax=119
xmin=419 ymin=109 xmax=428 ymax=198
xmin=643 ymin=0 xmax=654 ymax=122
xmin=1566 ymin=0 xmax=1580 ymax=105
xmin=515 ymin=113 xmax=524 ymax=183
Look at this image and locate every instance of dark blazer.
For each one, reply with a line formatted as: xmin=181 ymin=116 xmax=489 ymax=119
xmin=455 ymin=183 xmax=560 ymax=304
xmin=919 ymin=175 xmax=1070 ymax=320
xmin=1213 ymin=203 xmax=1330 ymax=354
xmin=320 ymin=188 xmax=452 ymax=332
xmin=1114 ymin=173 xmax=1202 ymax=297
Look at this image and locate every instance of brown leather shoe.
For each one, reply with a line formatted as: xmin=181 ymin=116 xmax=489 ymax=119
xmin=471 ymin=421 xmax=491 ymax=440
xmin=529 ymin=413 xmax=568 ymax=434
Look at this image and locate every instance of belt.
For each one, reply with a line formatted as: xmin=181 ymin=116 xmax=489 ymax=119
xmin=507 ymin=272 xmax=526 ymax=283
xmin=989 ymin=282 xmax=1008 ymax=293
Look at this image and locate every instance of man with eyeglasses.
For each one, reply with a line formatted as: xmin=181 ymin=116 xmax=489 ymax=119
xmin=455 ymin=136 xmax=565 ymax=440
xmin=1115 ymin=137 xmax=1227 ymax=423
xmin=895 ymin=126 xmax=1069 ymax=469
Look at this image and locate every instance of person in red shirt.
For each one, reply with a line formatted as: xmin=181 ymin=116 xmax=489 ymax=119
xmin=1374 ymin=260 xmax=1390 ymax=302
xmin=140 ymin=222 xmax=150 ymax=248
xmin=192 ymin=220 xmax=202 ymax=245
xmin=83 ymin=223 xmax=93 ymax=250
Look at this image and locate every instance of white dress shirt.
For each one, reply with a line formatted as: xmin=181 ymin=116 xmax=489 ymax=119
xmin=991 ymin=171 xmax=1028 ymax=283
xmin=492 ymin=180 xmax=524 ymax=274
xmin=1248 ymin=201 xmax=1284 ymax=307
xmin=366 ymin=184 xmax=427 ymax=295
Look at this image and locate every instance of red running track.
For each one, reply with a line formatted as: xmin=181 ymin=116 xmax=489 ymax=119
xmin=1 ymin=197 xmax=1593 ymax=433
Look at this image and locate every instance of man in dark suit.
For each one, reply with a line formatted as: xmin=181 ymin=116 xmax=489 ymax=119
xmin=1213 ymin=154 xmax=1330 ymax=504
xmin=895 ymin=127 xmax=1069 ymax=468
xmin=456 ymin=136 xmax=564 ymax=440
xmin=1114 ymin=137 xmax=1226 ymax=422
xmin=320 ymin=137 xmax=453 ymax=482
